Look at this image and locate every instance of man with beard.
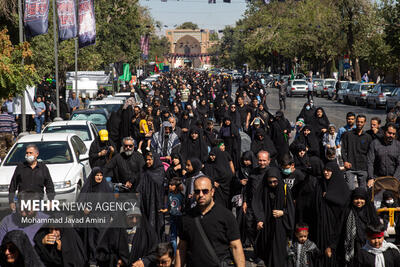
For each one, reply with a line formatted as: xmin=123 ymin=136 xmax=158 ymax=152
xmin=252 ymin=167 xmax=295 ymax=267
xmin=89 ymin=129 xmax=116 ymax=168
xmin=341 ymin=114 xmax=372 ymax=190
xmin=367 ymin=123 xmax=400 ymax=187
xmin=176 ymin=176 xmax=245 ymax=267
xmin=366 ymin=117 xmax=384 ymax=140
xmin=104 ymin=137 xmax=145 ymax=191
xmin=151 ymin=121 xmax=180 ymax=159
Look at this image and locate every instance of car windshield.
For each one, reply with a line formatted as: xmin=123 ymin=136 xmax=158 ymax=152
xmin=340 ymin=82 xmax=348 ymax=89
xmin=4 ymin=141 xmax=73 ymax=166
xmin=88 ymin=104 xmax=122 ymax=113
xmin=361 ymin=84 xmax=375 ymax=91
xmin=314 ymin=80 xmax=323 ymax=85
xmin=382 ymin=86 xmax=397 ymax=93
xmin=293 ymin=81 xmax=307 ymax=85
xmin=325 ymin=80 xmax=336 ymax=86
xmin=43 ymin=125 xmax=91 ymax=141
xmin=71 ymin=113 xmax=107 ymax=126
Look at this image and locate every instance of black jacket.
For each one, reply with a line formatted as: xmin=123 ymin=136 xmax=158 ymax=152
xmin=341 ymin=129 xmax=372 ymax=171
xmin=9 ymin=161 xmax=55 ymax=203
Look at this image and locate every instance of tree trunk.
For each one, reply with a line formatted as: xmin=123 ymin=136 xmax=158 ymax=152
xmin=354 ymin=57 xmax=361 ymax=81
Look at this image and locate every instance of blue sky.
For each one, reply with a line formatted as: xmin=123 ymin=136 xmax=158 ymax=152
xmin=139 ymin=0 xmax=248 ymax=31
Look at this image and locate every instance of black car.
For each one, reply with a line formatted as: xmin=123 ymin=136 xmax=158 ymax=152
xmin=70 ymin=108 xmax=109 ymax=130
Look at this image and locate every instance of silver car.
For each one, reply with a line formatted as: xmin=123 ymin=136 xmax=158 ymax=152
xmin=386 ymin=87 xmax=400 ymax=112
xmin=287 ymin=79 xmax=308 ymax=97
xmin=313 ymin=79 xmax=324 ymax=97
xmin=337 ymin=81 xmax=349 ymax=102
xmin=366 ymin=84 xmax=397 ymax=109
xmin=324 ymin=79 xmax=337 ymax=99
xmin=347 ymin=83 xmax=375 ymax=106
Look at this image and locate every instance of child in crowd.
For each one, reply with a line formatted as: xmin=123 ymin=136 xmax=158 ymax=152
xmin=160 ymin=177 xmax=184 ymax=252
xmin=287 ymin=223 xmax=320 ymax=267
xmin=138 ymin=111 xmax=153 ymax=154
xmin=357 ymin=223 xmax=400 ymax=266
xmin=322 ymin=124 xmax=337 ymax=151
xmin=380 ymin=190 xmax=400 ymax=244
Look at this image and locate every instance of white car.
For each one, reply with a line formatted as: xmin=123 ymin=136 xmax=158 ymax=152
xmin=88 ymin=97 xmax=124 ymax=113
xmin=0 ymin=133 xmax=91 ymax=209
xmin=113 ymin=92 xmax=143 ymax=107
xmin=42 ymin=120 xmax=98 ymax=151
xmin=287 ymin=79 xmax=308 ymax=97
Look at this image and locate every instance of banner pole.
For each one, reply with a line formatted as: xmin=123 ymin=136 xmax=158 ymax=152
xmin=18 ymin=0 xmax=26 ymax=132
xmin=52 ymin=0 xmax=60 ymax=118
xmin=75 ymin=0 xmax=78 ymax=96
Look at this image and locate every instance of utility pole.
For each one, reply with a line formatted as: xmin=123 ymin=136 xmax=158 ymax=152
xmin=18 ymin=0 xmax=26 ymax=132
xmin=52 ymin=0 xmax=60 ymax=118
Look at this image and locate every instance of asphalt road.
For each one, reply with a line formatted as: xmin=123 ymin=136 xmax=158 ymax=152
xmin=265 ymin=87 xmax=387 ymax=131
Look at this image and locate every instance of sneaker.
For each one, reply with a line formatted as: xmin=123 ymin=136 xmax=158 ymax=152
xmin=146 ymin=147 xmax=151 ymax=151
xmin=137 ymin=149 xmax=142 ymax=154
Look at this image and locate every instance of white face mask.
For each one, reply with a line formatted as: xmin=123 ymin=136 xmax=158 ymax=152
xmin=25 ymin=155 xmax=35 ymax=164
xmin=386 ymin=199 xmax=394 ymax=204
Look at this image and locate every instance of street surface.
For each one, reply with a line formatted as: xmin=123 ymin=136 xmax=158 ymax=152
xmin=265 ymin=88 xmax=387 ymax=130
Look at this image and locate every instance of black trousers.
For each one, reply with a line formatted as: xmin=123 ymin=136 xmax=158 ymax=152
xmin=307 ymin=91 xmax=314 ymax=102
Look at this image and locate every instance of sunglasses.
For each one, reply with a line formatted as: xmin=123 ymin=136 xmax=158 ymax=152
xmin=268 ymin=180 xmax=278 ymax=185
xmin=124 ymin=144 xmax=134 ymax=148
xmin=3 ymin=244 xmax=17 ymax=254
xmin=194 ymin=189 xmax=210 ymax=195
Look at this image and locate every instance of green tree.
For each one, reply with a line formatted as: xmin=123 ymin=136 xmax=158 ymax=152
xmin=209 ymin=32 xmax=219 ymax=41
xmin=0 ymin=29 xmax=39 ymax=98
xmin=177 ymin=22 xmax=199 ymax=30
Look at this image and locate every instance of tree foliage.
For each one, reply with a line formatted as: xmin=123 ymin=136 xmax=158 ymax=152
xmin=0 ymin=29 xmax=39 ymax=98
xmin=177 ymin=22 xmax=199 ymax=30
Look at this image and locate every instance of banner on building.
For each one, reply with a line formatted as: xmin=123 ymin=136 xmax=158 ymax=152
xmin=57 ymin=0 xmax=77 ymax=41
xmin=78 ymin=0 xmax=96 ymax=48
xmin=24 ymin=0 xmax=50 ymax=38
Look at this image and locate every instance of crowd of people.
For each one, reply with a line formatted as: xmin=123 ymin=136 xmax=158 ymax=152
xmin=1 ymin=69 xmax=400 ymax=267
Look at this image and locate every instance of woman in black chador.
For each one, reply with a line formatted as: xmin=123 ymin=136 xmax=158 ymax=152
xmin=309 ymin=162 xmax=350 ymax=267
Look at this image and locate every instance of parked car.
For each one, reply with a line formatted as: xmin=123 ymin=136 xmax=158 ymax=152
xmin=337 ymin=81 xmax=349 ymax=102
xmin=347 ymin=83 xmax=376 ymax=106
xmin=71 ymin=109 xmax=108 ymax=130
xmin=88 ymin=97 xmax=124 ymax=113
xmin=287 ymin=79 xmax=308 ymax=97
xmin=113 ymin=92 xmax=143 ymax=107
xmin=366 ymin=84 xmax=397 ymax=109
xmin=386 ymin=87 xmax=400 ymax=112
xmin=313 ymin=79 xmax=324 ymax=97
xmin=42 ymin=120 xmax=98 ymax=151
xmin=343 ymin=82 xmax=358 ymax=104
xmin=0 ymin=133 xmax=90 ymax=209
xmin=324 ymin=79 xmax=337 ymax=99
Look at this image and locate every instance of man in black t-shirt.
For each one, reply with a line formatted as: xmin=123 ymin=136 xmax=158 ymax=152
xmin=176 ymin=176 xmax=245 ymax=267
xmin=236 ymin=96 xmax=250 ymax=131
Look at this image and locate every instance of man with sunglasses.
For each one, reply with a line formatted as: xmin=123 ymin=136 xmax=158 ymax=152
xmin=176 ymin=176 xmax=245 ymax=267
xmin=104 ymin=137 xmax=145 ymax=191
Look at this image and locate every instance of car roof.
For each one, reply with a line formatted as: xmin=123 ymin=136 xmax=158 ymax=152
xmin=89 ymin=98 xmax=124 ymax=104
xmin=17 ymin=133 xmax=75 ymax=143
xmin=292 ymin=79 xmax=307 ymax=82
xmin=45 ymin=120 xmax=91 ymax=127
xmin=324 ymin=78 xmax=336 ymax=81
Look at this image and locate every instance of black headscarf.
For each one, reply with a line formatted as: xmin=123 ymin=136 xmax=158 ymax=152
xmin=34 ymin=224 xmax=87 ymax=267
xmin=311 ymin=107 xmax=330 ymax=136
xmin=251 ymin=128 xmax=277 ymax=159
xmin=180 ymin=127 xmax=208 ymax=163
xmin=323 ymin=162 xmax=350 ymax=207
xmin=80 ymin=167 xmax=112 ymax=194
xmin=138 ymin=153 xmax=165 ymax=239
xmin=0 ymin=230 xmax=44 ymax=267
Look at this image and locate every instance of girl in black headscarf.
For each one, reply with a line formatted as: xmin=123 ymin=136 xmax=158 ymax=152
xmin=34 ymin=222 xmax=87 ymax=267
xmin=203 ymin=147 xmax=234 ymax=208
xmin=219 ymin=117 xmax=241 ymax=169
xmin=78 ymin=167 xmax=113 ymax=266
xmin=310 ymin=161 xmax=350 ymax=267
xmin=196 ymin=98 xmax=209 ymax=122
xmin=183 ymin=158 xmax=204 ymax=210
xmin=165 ymin=152 xmax=184 ymax=181
xmin=297 ymin=102 xmax=315 ymax=125
xmin=225 ymin=104 xmax=241 ymax=128
xmin=327 ymin=187 xmax=379 ymax=266
xmin=311 ymin=107 xmax=330 ymax=138
xmin=270 ymin=111 xmax=290 ymax=162
xmin=178 ymin=111 xmax=194 ymax=132
xmin=251 ymin=128 xmax=277 ymax=160
xmin=252 ymin=167 xmax=295 ymax=267
xmin=0 ymin=230 xmax=44 ymax=267
xmin=180 ymin=126 xmax=208 ymax=163
xmin=290 ymin=125 xmax=321 ymax=158
xmin=138 ymin=152 xmax=166 ymax=240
